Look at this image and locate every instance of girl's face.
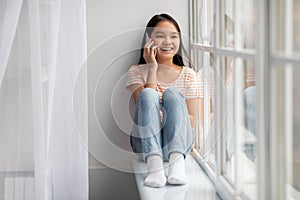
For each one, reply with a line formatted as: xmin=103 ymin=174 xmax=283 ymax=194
xmin=150 ymin=21 xmax=180 ymax=62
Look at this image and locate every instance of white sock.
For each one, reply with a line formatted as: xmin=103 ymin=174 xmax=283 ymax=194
xmin=144 ymin=155 xmax=166 ymax=188
xmin=168 ymin=152 xmax=187 ymax=185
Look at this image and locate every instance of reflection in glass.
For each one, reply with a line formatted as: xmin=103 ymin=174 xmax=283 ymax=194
xmin=192 ymin=49 xmax=203 ymax=151
xmin=224 ymin=0 xmax=234 ymax=48
xmin=223 ymin=0 xmax=256 ymax=49
xmin=193 ymin=50 xmax=216 ymax=169
xmin=196 ymin=0 xmax=215 ymax=45
xmin=204 ymin=52 xmax=215 ymax=168
xmin=292 ymin=67 xmax=300 ymax=194
xmin=223 ymin=56 xmax=257 ymax=199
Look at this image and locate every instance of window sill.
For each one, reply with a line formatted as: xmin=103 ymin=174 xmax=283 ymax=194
xmin=131 ymin=154 xmax=221 ymax=200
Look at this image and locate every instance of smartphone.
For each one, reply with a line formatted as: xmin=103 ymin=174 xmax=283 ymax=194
xmin=146 ymin=33 xmax=157 ymax=56
xmin=146 ymin=33 xmax=151 ymax=42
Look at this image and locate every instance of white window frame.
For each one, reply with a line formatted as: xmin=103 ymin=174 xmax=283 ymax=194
xmin=190 ymin=0 xmax=300 ymax=199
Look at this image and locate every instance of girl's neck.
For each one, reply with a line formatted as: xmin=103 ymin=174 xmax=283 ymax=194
xmin=157 ymin=59 xmax=173 ymax=67
xmin=157 ymin=59 xmax=180 ymax=71
xmin=156 ymin=62 xmax=183 ymax=84
xmin=157 ymin=61 xmax=182 ymax=76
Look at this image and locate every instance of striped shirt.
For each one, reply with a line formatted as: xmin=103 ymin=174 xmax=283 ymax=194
xmin=125 ymin=64 xmax=200 ymax=100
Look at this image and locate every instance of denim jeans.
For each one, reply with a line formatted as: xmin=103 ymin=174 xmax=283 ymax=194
xmin=130 ymin=87 xmax=194 ymax=161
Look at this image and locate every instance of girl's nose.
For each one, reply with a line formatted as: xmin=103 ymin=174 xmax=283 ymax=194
xmin=163 ymin=38 xmax=172 ymax=45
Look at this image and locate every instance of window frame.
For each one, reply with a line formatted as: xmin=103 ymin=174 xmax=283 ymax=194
xmin=190 ymin=0 xmax=300 ymax=199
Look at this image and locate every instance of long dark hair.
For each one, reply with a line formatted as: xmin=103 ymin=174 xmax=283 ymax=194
xmin=138 ymin=13 xmax=191 ymax=67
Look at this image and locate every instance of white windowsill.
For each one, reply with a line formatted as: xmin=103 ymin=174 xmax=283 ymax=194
xmin=131 ymin=154 xmax=221 ymax=200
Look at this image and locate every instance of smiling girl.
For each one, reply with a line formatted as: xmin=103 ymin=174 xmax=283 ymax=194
xmin=125 ymin=13 xmax=199 ymax=188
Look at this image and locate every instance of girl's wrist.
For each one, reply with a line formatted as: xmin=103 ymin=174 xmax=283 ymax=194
xmin=147 ymin=62 xmax=158 ymax=68
xmin=144 ymin=82 xmax=157 ymax=89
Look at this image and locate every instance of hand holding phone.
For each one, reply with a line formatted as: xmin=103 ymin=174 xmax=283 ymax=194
xmin=144 ymin=34 xmax=158 ymax=63
xmin=146 ymin=34 xmax=157 ymax=55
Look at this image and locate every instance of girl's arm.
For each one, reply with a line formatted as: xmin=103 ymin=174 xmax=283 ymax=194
xmin=132 ymin=63 xmax=158 ymax=104
xmin=132 ymin=39 xmax=158 ymax=104
xmin=132 ymin=85 xmax=144 ymax=104
xmin=186 ymin=98 xmax=200 ymax=128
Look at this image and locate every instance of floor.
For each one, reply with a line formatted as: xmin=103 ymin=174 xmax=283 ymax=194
xmin=89 ymin=168 xmax=139 ymax=200
xmin=132 ymin=154 xmax=222 ymax=200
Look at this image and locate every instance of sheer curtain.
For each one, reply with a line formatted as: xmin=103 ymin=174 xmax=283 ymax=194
xmin=0 ymin=0 xmax=88 ymax=199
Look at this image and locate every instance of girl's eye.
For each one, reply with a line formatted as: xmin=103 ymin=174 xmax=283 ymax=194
xmin=171 ymin=35 xmax=178 ymax=39
xmin=155 ymin=35 xmax=164 ymax=38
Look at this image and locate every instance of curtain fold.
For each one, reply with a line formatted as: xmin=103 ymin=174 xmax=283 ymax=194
xmin=0 ymin=0 xmax=88 ymax=199
xmin=27 ymin=1 xmax=48 ymax=199
xmin=47 ymin=0 xmax=88 ymax=199
xmin=0 ymin=0 xmax=23 ymax=88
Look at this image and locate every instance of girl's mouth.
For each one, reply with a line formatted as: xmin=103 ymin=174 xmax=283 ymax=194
xmin=160 ymin=47 xmax=173 ymax=51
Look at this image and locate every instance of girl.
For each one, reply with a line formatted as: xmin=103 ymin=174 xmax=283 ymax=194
xmin=125 ymin=13 xmax=199 ymax=188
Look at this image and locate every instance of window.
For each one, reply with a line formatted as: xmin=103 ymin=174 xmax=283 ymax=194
xmin=190 ymin=0 xmax=300 ymax=199
xmin=268 ymin=0 xmax=300 ymax=199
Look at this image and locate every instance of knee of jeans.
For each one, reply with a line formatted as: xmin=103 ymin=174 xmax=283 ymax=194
xmin=138 ymin=88 xmax=159 ymax=104
xmin=162 ymin=87 xmax=184 ymax=103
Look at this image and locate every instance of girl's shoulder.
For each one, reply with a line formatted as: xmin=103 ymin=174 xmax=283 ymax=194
xmin=128 ymin=64 xmax=139 ymax=70
xmin=128 ymin=64 xmax=148 ymax=76
xmin=129 ymin=64 xmax=148 ymax=70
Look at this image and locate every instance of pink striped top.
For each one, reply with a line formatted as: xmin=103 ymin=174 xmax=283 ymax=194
xmin=125 ymin=64 xmax=200 ymax=100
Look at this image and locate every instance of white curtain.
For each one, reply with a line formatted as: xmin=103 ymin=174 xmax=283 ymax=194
xmin=0 ymin=0 xmax=88 ymax=199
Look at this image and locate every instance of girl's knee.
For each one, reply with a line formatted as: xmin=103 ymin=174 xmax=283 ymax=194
xmin=138 ymin=88 xmax=159 ymax=104
xmin=162 ymin=87 xmax=184 ymax=103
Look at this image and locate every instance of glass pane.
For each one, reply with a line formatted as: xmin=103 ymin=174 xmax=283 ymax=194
xmin=271 ymin=64 xmax=300 ymax=199
xmin=193 ymin=0 xmax=215 ymax=45
xmin=240 ymin=58 xmax=257 ymax=199
xmin=290 ymin=66 xmax=300 ymax=197
xmin=294 ymin=0 xmax=300 ymax=52
xmin=222 ymin=0 xmax=256 ymax=49
xmin=236 ymin=0 xmax=256 ymax=49
xmin=222 ymin=56 xmax=257 ymax=199
xmin=191 ymin=49 xmax=203 ymax=151
xmin=223 ymin=55 xmax=235 ymax=183
xmin=192 ymin=49 xmax=216 ymax=170
xmin=204 ymin=52 xmax=215 ymax=169
xmin=223 ymin=0 xmax=234 ymax=48
xmin=273 ymin=0 xmax=300 ymax=53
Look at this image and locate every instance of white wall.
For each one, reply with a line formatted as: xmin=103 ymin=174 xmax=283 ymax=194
xmin=87 ymin=0 xmax=190 ymax=170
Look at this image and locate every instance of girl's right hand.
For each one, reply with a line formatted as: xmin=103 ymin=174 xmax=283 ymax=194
xmin=143 ymin=39 xmax=158 ymax=65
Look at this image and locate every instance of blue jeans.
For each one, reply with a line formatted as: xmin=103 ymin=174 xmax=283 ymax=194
xmin=130 ymin=87 xmax=194 ymax=161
